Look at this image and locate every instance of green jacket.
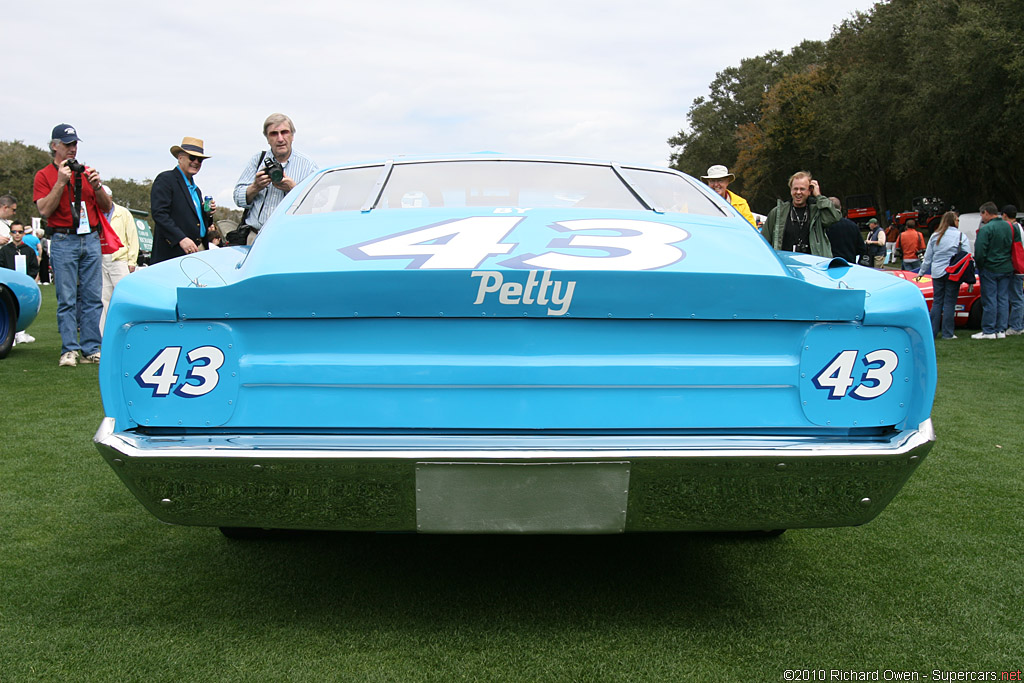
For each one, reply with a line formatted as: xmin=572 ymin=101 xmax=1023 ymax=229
xmin=762 ymin=194 xmax=839 ymax=258
xmin=974 ymin=217 xmax=1013 ymax=273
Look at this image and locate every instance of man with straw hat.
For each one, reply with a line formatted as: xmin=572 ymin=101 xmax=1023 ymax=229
xmin=150 ymin=136 xmax=216 ymax=264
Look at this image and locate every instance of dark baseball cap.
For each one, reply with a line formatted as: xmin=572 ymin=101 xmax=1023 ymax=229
xmin=51 ymin=124 xmax=81 ymax=143
xmin=1001 ymin=204 xmax=1017 ymax=219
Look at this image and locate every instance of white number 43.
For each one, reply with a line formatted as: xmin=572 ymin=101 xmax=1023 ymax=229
xmin=135 ymin=346 xmax=225 ymax=398
xmin=813 ymin=349 xmax=899 ymax=400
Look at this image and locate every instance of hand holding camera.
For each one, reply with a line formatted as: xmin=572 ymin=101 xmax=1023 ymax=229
xmin=63 ymin=158 xmax=103 ymax=189
xmin=262 ymin=156 xmax=285 ymax=184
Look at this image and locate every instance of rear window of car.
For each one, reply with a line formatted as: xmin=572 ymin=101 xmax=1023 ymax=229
xmin=292 ymin=164 xmax=384 ymax=214
xmin=292 ymin=160 xmax=724 ymax=217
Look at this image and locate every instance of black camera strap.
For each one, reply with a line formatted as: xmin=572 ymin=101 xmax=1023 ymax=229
xmin=239 ymin=151 xmax=267 ymax=228
xmin=69 ymin=169 xmax=83 ymax=227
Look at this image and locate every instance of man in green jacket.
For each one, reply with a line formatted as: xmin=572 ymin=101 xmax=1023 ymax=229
xmin=761 ymin=171 xmax=840 ymax=257
xmin=972 ymin=201 xmax=1014 ymax=339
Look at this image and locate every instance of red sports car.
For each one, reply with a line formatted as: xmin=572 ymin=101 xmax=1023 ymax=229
xmin=890 ymin=270 xmax=982 ymax=328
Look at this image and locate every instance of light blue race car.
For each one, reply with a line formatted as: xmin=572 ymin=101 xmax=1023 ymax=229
xmin=94 ymin=155 xmax=936 ymax=535
xmin=0 ymin=268 xmax=41 ymax=358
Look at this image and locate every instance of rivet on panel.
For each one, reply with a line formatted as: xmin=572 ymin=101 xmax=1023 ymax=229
xmin=160 ymin=498 xmax=173 ymax=506
xmin=859 ymin=497 xmax=872 ymax=507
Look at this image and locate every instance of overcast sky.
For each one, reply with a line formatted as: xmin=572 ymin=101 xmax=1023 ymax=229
xmin=6 ymin=0 xmax=876 ymax=208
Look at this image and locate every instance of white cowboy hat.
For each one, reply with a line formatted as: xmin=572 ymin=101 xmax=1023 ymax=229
xmin=701 ymin=164 xmax=735 ymax=182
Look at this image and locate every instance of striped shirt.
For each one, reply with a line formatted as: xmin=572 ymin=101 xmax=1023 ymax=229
xmin=233 ymin=149 xmax=318 ymax=230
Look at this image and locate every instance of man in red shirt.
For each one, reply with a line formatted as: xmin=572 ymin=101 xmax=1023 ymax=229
xmin=33 ymin=123 xmax=112 ymax=367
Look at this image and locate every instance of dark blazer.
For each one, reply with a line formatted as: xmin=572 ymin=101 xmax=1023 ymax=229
xmin=150 ymin=167 xmax=212 ymax=264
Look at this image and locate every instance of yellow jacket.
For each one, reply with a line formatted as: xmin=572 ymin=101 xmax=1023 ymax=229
xmin=727 ymin=191 xmax=756 ymax=228
xmin=108 ymin=203 xmax=140 ymax=266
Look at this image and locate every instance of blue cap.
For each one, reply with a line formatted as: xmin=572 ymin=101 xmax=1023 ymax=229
xmin=51 ymin=124 xmax=81 ymax=143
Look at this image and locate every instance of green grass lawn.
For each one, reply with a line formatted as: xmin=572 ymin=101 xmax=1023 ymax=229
xmin=1 ymin=287 xmax=1021 ymax=682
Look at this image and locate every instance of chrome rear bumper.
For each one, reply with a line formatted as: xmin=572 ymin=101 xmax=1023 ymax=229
xmin=95 ymin=417 xmax=934 ymax=533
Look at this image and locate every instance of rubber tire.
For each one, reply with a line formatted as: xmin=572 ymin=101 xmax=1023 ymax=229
xmin=749 ymin=528 xmax=786 ymax=540
xmin=967 ymin=297 xmax=983 ymax=330
xmin=0 ymin=288 xmax=16 ymax=360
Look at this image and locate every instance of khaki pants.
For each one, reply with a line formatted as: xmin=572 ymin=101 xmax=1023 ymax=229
xmin=101 ymin=256 xmax=131 ymax=333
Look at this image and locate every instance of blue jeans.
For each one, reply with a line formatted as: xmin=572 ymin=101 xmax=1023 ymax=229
xmin=978 ymin=269 xmax=1011 ymax=334
xmin=50 ymin=231 xmax=103 ymax=355
xmin=930 ymin=275 xmax=959 ymax=339
xmin=1010 ymin=274 xmax=1024 ymax=332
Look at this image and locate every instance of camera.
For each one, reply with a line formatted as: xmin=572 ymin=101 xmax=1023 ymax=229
xmin=65 ymin=158 xmax=87 ymax=174
xmin=262 ymin=156 xmax=285 ymax=184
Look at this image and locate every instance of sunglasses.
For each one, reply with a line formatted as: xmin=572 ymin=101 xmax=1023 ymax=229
xmin=187 ymin=155 xmax=205 ymax=162
xmin=10 ymin=229 xmax=25 ymax=234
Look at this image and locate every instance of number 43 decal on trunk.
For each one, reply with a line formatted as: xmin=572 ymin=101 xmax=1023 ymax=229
xmin=340 ymin=216 xmax=690 ymax=270
xmin=812 ymin=349 xmax=899 ymax=400
xmin=135 ymin=346 xmax=225 ymax=398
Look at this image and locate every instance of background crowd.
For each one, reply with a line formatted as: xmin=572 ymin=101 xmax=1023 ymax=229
xmin=1 ymin=114 xmax=317 ymax=367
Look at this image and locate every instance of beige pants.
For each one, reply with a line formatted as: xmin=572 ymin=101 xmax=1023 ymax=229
xmin=101 ymin=256 xmax=131 ymax=333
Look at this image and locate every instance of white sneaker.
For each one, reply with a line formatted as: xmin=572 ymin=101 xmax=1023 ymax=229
xmin=1007 ymin=328 xmax=1024 ymax=336
xmin=971 ymin=332 xmax=997 ymax=339
xmin=14 ymin=331 xmax=35 ymax=344
xmin=996 ymin=332 xmax=1006 ymax=339
xmin=59 ymin=351 xmax=78 ymax=367
xmin=79 ymin=351 xmax=101 ymax=364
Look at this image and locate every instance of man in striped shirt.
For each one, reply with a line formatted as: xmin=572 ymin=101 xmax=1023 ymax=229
xmin=233 ymin=113 xmax=318 ymax=243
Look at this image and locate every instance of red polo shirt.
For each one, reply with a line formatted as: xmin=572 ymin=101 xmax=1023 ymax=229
xmin=33 ymin=163 xmax=102 ymax=229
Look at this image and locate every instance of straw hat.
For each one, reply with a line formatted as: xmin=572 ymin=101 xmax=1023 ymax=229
xmin=170 ymin=136 xmax=211 ymax=159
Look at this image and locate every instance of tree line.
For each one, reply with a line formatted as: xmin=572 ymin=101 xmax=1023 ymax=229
xmin=668 ymin=0 xmax=1024 ymax=220
xmin=0 ymin=140 xmax=242 ymax=226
